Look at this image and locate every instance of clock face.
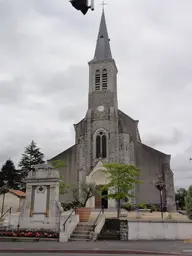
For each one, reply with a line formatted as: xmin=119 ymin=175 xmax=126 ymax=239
xmin=97 ymin=105 xmax=104 ymax=112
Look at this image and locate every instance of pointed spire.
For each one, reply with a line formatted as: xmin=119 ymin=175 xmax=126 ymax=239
xmin=93 ymin=10 xmax=112 ymax=61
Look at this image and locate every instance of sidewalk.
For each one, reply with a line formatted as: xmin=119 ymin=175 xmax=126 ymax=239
xmin=0 ymin=240 xmax=190 ymax=254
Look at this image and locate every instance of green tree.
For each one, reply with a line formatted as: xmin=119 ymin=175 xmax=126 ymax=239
xmin=185 ymin=185 xmax=192 ymax=220
xmin=72 ymin=182 xmax=98 ymax=207
xmin=18 ymin=140 xmax=45 ymax=177
xmin=50 ymin=160 xmax=71 ymax=195
xmin=102 ymin=163 xmax=141 ymax=218
xmin=0 ymin=172 xmax=4 ymax=190
xmin=59 ymin=176 xmax=71 ymax=195
xmin=51 ymin=159 xmax=65 ymax=169
xmin=175 ymin=188 xmax=188 ymax=210
xmin=1 ymin=159 xmax=21 ymax=190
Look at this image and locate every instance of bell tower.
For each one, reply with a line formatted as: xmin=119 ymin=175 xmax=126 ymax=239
xmin=74 ymin=10 xmax=120 ymax=181
xmin=88 ymin=10 xmax=118 ymax=112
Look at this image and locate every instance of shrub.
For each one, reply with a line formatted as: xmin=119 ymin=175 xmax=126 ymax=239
xmin=151 ymin=204 xmax=161 ymax=211
xmin=146 ymin=204 xmax=158 ymax=212
xmin=137 ymin=203 xmax=147 ymax=209
xmin=61 ymin=201 xmax=80 ymax=211
xmin=122 ymin=203 xmax=133 ymax=211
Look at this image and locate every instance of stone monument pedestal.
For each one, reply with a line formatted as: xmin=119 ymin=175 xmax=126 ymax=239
xmin=19 ymin=163 xmax=60 ymax=231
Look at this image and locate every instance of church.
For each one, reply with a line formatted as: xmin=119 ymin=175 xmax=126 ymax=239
xmin=50 ymin=11 xmax=175 ymax=210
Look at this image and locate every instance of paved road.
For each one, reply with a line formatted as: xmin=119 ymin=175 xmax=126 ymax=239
xmin=0 ymin=255 xmax=177 ymax=256
xmin=0 ymin=241 xmax=189 ymax=253
xmin=1 ymin=241 xmax=192 ymax=255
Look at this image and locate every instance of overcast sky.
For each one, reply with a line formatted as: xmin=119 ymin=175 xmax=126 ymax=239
xmin=0 ymin=0 xmax=191 ymax=189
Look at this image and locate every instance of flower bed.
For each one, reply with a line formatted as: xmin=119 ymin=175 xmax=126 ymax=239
xmin=0 ymin=230 xmax=59 ymax=238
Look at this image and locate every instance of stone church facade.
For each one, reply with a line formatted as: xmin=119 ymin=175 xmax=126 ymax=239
xmin=50 ymin=11 xmax=175 ymax=210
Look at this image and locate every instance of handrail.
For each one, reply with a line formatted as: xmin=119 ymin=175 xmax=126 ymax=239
xmin=0 ymin=207 xmax=12 ymax=219
xmin=93 ymin=206 xmax=104 ymax=232
xmin=63 ymin=207 xmax=76 ymax=231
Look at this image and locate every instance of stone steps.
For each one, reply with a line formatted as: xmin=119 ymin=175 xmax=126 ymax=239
xmin=70 ymin=234 xmax=90 ymax=240
xmin=73 ymin=230 xmax=90 ymax=234
xmin=69 ymin=237 xmax=90 ymax=241
xmin=69 ymin=223 xmax=94 ymax=242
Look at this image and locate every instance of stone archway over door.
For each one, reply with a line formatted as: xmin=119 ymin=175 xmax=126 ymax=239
xmin=86 ymin=162 xmax=116 ymax=208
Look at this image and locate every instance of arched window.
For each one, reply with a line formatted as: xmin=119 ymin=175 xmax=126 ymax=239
xmin=96 ymin=131 xmax=107 ymax=158
xmin=102 ymin=69 xmax=108 ymax=90
xmin=95 ymin=70 xmax=101 ymax=91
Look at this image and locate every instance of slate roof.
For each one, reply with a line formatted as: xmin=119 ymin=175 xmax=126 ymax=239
xmin=92 ymin=10 xmax=112 ymax=61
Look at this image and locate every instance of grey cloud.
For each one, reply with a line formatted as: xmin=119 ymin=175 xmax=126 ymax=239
xmin=143 ymin=129 xmax=183 ymax=148
xmin=59 ymin=103 xmax=87 ymax=123
xmin=172 ymin=144 xmax=192 ymax=171
xmin=0 ymin=149 xmax=19 ymax=166
xmin=174 ymin=170 xmax=192 ymax=179
xmin=36 ymin=65 xmax=88 ymax=96
xmin=0 ymin=77 xmax=25 ymax=105
xmin=0 ymin=126 xmax=75 ymax=168
xmin=171 ymin=144 xmax=192 ymax=188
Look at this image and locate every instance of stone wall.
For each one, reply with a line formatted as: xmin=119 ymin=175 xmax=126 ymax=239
xmin=135 ymin=143 xmax=168 ymax=205
xmin=49 ymin=145 xmax=77 ymax=203
xmin=99 ymin=219 xmax=192 ymax=241
xmin=0 ymin=192 xmax=23 ymax=213
xmin=118 ymin=110 xmax=138 ymax=142
xmin=128 ymin=220 xmax=192 ymax=240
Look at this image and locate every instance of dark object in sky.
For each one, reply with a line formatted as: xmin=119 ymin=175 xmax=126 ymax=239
xmin=70 ymin=0 xmax=91 ymax=15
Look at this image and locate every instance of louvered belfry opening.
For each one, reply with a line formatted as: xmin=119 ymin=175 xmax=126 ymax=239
xmin=102 ymin=68 xmax=107 ymax=90
xmin=95 ymin=69 xmax=101 ymax=90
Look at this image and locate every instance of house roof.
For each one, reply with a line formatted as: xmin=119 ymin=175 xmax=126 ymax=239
xmin=9 ymin=189 xmax=26 ymax=198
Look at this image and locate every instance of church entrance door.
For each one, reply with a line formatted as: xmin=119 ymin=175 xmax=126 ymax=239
xmin=95 ymin=185 xmax=108 ymax=209
xmin=101 ymin=188 xmax=108 ymax=209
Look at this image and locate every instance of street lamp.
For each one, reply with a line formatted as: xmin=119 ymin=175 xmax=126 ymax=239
xmin=154 ymin=180 xmax=165 ymax=219
xmin=0 ymin=180 xmax=8 ymax=217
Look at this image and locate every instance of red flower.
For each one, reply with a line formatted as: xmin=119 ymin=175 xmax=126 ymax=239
xmin=36 ymin=232 xmax=41 ymax=237
xmin=26 ymin=232 xmax=33 ymax=237
xmin=7 ymin=232 xmax=13 ymax=236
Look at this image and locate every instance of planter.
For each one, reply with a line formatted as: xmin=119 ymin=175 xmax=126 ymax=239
xmin=75 ymin=207 xmax=91 ymax=222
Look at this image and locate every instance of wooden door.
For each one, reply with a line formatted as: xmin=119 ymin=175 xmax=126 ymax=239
xmin=95 ymin=193 xmax=102 ymax=208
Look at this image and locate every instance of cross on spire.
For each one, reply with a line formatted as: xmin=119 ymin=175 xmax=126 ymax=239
xmin=101 ymin=0 xmax=107 ymax=11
